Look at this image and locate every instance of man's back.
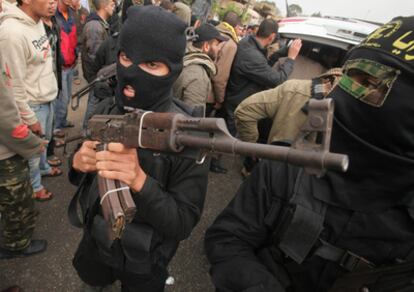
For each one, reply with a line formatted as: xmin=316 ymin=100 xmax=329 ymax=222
xmin=81 ymin=13 xmax=109 ymax=82
xmin=226 ymin=35 xmax=295 ymax=110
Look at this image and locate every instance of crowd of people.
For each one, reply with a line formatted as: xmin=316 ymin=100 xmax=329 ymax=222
xmin=0 ymin=0 xmax=413 ymax=291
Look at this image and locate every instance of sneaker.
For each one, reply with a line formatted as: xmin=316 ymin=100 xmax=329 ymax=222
xmin=0 ymin=240 xmax=47 ymax=260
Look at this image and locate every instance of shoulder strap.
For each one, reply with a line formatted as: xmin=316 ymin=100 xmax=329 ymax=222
xmin=275 ymin=170 xmax=327 ymax=264
xmin=271 ymin=170 xmax=375 ymax=271
xmin=67 ymin=173 xmax=93 ymax=228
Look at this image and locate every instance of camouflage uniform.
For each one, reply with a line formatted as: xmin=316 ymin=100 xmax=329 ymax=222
xmin=0 ymin=155 xmax=38 ymax=251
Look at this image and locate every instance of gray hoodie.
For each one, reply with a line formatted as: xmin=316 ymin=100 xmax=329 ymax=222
xmin=0 ymin=3 xmax=58 ymax=126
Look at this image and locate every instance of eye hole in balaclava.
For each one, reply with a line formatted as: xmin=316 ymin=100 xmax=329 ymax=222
xmin=338 ymin=58 xmax=401 ymax=107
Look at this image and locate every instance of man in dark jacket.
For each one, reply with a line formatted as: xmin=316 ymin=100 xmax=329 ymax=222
xmin=205 ymin=17 xmax=414 ymax=292
xmin=225 ymin=19 xmax=302 ymax=136
xmin=43 ymin=0 xmax=64 ymax=168
xmin=81 ymin=0 xmax=115 ymax=128
xmin=81 ymin=0 xmax=114 ymax=81
xmin=69 ymin=6 xmax=209 ymax=291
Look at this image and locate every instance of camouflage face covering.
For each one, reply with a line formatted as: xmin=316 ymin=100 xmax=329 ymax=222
xmin=338 ymin=58 xmax=400 ymax=107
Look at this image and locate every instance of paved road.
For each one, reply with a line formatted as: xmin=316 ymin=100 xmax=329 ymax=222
xmin=0 ymin=80 xmax=244 ymax=291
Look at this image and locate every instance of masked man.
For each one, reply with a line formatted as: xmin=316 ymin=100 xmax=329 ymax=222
xmin=205 ymin=16 xmax=414 ymax=292
xmin=69 ymin=6 xmax=209 ymax=291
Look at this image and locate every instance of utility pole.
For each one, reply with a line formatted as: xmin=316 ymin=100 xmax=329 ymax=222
xmin=242 ymin=0 xmax=253 ymax=20
xmin=285 ymin=0 xmax=290 ymax=17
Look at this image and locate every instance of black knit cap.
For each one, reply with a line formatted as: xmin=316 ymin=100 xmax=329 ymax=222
xmin=115 ymin=5 xmax=187 ymax=111
xmin=120 ymin=5 xmax=187 ymax=70
xmin=195 ymin=23 xmax=228 ymax=43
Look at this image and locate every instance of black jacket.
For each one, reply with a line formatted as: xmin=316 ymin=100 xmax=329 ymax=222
xmin=205 ymin=160 xmax=414 ymax=292
xmin=90 ymin=32 xmax=119 ymax=100
xmin=81 ymin=13 xmax=110 ymax=82
xmin=44 ymin=16 xmax=62 ymax=91
xmin=91 ymin=32 xmax=119 ymax=78
xmin=69 ymin=98 xmax=209 ymax=276
xmin=225 ymin=35 xmax=295 ymax=110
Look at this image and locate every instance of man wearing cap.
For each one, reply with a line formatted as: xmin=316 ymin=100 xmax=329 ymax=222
xmin=225 ymin=18 xmax=302 ymax=137
xmin=205 ymin=16 xmax=414 ymax=292
xmin=69 ymin=6 xmax=209 ymax=291
xmin=173 ymin=23 xmax=227 ymax=116
xmin=208 ymin=11 xmax=241 ymax=174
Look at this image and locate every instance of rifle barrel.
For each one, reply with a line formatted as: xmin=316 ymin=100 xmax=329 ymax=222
xmin=176 ymin=134 xmax=348 ymax=172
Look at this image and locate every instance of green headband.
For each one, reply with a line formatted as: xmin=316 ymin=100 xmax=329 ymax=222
xmin=338 ymin=59 xmax=400 ymax=107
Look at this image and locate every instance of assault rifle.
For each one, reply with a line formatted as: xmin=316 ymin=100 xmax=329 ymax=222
xmin=71 ymin=63 xmax=116 ymax=110
xmin=82 ymin=98 xmax=348 ymax=240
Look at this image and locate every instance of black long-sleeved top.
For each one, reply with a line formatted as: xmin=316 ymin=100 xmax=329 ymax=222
xmin=205 ymin=160 xmax=414 ymax=292
xmin=225 ymin=35 xmax=294 ymax=111
xmin=44 ymin=16 xmax=62 ymax=91
xmin=69 ymin=100 xmax=209 ymax=274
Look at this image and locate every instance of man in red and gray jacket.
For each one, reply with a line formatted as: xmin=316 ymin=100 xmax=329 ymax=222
xmin=54 ymin=0 xmax=78 ymax=136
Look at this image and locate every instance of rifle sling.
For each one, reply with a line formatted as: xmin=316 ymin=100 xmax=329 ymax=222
xmin=68 ymin=173 xmax=89 ymax=228
xmin=313 ymin=239 xmax=375 ymax=272
xmin=278 ymin=170 xmax=327 ymax=264
xmin=273 ymin=171 xmax=374 ymax=273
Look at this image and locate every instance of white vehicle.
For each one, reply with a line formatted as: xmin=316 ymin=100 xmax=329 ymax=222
xmin=277 ymin=16 xmax=380 ymax=68
xmin=279 ymin=16 xmax=380 ymax=50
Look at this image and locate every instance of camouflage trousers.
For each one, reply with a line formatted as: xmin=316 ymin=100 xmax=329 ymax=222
xmin=0 ymin=155 xmax=38 ymax=251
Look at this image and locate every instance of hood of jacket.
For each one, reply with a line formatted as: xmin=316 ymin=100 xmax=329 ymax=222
xmin=0 ymin=2 xmax=37 ymax=26
xmin=216 ymin=21 xmax=238 ymax=43
xmin=183 ymin=44 xmax=217 ymax=77
xmin=86 ymin=12 xmax=105 ymax=23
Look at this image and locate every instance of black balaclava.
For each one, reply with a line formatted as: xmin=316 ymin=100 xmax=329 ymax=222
xmin=313 ymin=16 xmax=414 ymax=213
xmin=116 ymin=5 xmax=186 ymax=112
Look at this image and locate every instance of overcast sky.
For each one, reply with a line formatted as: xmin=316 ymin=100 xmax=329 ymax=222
xmin=272 ymin=0 xmax=414 ymax=24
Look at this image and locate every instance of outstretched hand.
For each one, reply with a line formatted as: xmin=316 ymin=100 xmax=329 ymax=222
xmin=287 ymin=39 xmax=302 ymax=60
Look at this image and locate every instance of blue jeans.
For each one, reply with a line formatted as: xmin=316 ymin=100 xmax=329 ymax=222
xmin=55 ymin=67 xmax=74 ymax=130
xmin=28 ymin=102 xmax=54 ymax=192
xmin=82 ymin=91 xmax=98 ymax=129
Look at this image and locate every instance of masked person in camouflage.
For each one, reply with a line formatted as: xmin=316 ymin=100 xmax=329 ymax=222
xmin=69 ymin=6 xmax=209 ymax=291
xmin=204 ymin=16 xmax=414 ymax=292
xmin=0 ymin=61 xmax=47 ymax=259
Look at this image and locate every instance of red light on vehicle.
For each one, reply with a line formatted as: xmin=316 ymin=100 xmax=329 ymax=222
xmin=279 ymin=18 xmax=306 ymax=23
